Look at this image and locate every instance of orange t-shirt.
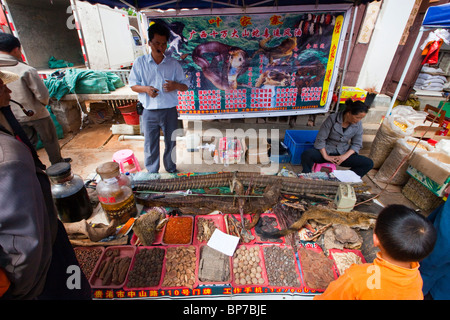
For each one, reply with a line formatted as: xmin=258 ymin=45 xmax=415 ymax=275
xmin=0 ymin=268 xmax=10 ymax=297
xmin=314 ymin=253 xmax=423 ymax=300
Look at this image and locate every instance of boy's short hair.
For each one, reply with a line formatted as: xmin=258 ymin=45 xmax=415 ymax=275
xmin=0 ymin=33 xmax=21 ymax=52
xmin=374 ymin=204 xmax=437 ymax=262
xmin=147 ymin=22 xmax=170 ymax=42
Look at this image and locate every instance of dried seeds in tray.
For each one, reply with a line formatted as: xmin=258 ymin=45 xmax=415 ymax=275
xmin=124 ymin=246 xmax=166 ymax=291
xmin=197 ymin=244 xmax=232 ymax=285
xmin=160 ymin=245 xmax=199 ymax=290
xmin=89 ymin=245 xmax=136 ymax=289
xmin=74 ymin=246 xmax=105 ymax=280
xmin=162 ymin=215 xmax=194 ymax=245
xmin=193 ymin=214 xmax=226 ymax=245
xmin=260 ymin=244 xmax=302 ymax=289
xmin=231 ymin=244 xmax=268 ymax=288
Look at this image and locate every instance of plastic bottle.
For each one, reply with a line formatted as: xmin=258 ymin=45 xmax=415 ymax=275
xmin=96 ymin=161 xmax=137 ymax=224
xmin=47 ymin=162 xmax=93 ymax=223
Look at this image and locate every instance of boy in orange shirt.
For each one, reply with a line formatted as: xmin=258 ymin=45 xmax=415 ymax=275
xmin=314 ymin=204 xmax=437 ymax=300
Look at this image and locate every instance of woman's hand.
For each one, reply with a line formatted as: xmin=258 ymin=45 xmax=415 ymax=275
xmin=332 ymin=155 xmax=348 ymax=166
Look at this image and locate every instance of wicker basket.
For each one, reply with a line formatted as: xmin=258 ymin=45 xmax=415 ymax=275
xmin=402 ymin=177 xmax=443 ymax=211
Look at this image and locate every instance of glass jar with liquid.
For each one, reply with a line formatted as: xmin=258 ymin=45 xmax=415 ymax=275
xmin=47 ymin=162 xmax=93 ymax=223
xmin=96 ymin=161 xmax=137 ymax=224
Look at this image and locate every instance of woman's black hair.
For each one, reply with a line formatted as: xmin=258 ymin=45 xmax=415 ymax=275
xmin=148 ymin=22 xmax=171 ymax=42
xmin=344 ymin=98 xmax=370 ymax=115
xmin=374 ymin=204 xmax=437 ymax=262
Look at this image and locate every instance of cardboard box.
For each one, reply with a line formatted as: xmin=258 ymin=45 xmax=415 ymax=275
xmin=409 ymin=152 xmax=450 ymax=185
xmin=413 ymin=126 xmax=446 ymax=139
xmin=246 ymin=137 xmax=270 ymax=164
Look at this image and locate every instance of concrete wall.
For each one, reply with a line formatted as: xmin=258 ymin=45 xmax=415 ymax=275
xmin=356 ymin=0 xmax=416 ymax=92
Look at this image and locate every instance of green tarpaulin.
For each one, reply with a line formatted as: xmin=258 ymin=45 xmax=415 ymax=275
xmin=44 ymin=68 xmax=125 ymax=100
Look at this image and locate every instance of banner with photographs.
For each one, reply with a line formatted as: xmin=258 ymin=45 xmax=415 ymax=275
xmin=147 ymin=6 xmax=350 ymax=119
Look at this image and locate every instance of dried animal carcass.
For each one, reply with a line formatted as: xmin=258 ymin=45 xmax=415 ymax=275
xmin=132 ymin=208 xmax=166 ymax=246
xmin=133 ymin=172 xmax=369 ymax=195
xmin=259 ymin=206 xmax=377 ymax=239
xmin=135 ymin=183 xmax=282 ymax=230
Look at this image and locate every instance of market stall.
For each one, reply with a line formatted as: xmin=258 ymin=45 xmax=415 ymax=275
xmin=78 ymin=0 xmax=374 ymax=121
xmin=63 ymin=167 xmax=381 ymax=300
xmin=369 ymin=3 xmax=450 ymax=212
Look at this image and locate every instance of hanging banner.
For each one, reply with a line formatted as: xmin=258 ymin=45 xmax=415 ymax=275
xmin=145 ymin=5 xmax=350 ymax=119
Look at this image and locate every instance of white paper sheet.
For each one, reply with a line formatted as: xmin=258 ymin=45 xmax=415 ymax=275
xmin=332 ymin=170 xmax=362 ymax=183
xmin=207 ymin=229 xmax=240 ymax=256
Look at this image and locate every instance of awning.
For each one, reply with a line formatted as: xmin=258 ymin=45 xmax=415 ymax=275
xmin=423 ymin=3 xmax=450 ymax=28
xmin=79 ymin=0 xmax=376 ymax=11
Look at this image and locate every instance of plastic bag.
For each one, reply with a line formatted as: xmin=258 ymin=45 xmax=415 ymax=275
xmin=374 ymin=137 xmax=432 ymax=185
xmin=391 ymin=105 xmax=428 ymax=124
xmin=435 ymin=139 xmax=450 ymax=155
xmin=369 ymin=115 xmax=415 ymax=169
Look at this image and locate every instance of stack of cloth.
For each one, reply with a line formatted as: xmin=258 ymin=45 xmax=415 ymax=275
xmin=414 ymin=66 xmax=448 ymax=92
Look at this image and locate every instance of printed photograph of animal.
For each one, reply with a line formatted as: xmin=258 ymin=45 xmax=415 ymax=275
xmin=252 ymin=36 xmax=297 ymax=64
xmin=192 ymin=41 xmax=249 ymax=90
xmin=255 ymin=68 xmax=291 ymax=87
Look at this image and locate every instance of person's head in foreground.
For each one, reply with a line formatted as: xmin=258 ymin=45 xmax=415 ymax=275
xmin=374 ymin=204 xmax=437 ymax=265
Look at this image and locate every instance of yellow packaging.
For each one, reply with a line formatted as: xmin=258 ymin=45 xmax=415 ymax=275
xmin=339 ymin=87 xmax=367 ymax=103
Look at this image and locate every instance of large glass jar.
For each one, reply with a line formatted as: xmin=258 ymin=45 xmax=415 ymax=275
xmin=47 ymin=162 xmax=93 ymax=223
xmin=96 ymin=161 xmax=137 ymax=224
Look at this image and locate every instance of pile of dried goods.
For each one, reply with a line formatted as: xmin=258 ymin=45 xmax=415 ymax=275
xmin=263 ymin=246 xmax=300 ymax=287
xmin=75 ymin=247 xmax=103 ymax=279
xmin=196 ymin=218 xmax=217 ymax=242
xmin=162 ymin=246 xmax=197 ymax=288
xmin=331 ymin=251 xmax=363 ymax=275
xmin=127 ymin=248 xmax=165 ymax=288
xmin=255 ymin=216 xmax=283 ymax=243
xmin=232 ymin=246 xmax=265 ymax=286
xmin=298 ymin=247 xmax=335 ymax=290
xmin=95 ymin=249 xmax=131 ymax=286
xmin=163 ymin=216 xmax=193 ymax=244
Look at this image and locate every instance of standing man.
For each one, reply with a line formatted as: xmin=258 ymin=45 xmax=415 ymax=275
xmin=0 ymin=33 xmax=70 ymax=165
xmin=129 ymin=22 xmax=188 ymax=173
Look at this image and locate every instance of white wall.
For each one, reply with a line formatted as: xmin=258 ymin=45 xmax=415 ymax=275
xmin=356 ymin=0 xmax=416 ymax=92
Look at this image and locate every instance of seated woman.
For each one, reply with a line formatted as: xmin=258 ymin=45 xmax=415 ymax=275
xmin=301 ymin=99 xmax=374 ymax=178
